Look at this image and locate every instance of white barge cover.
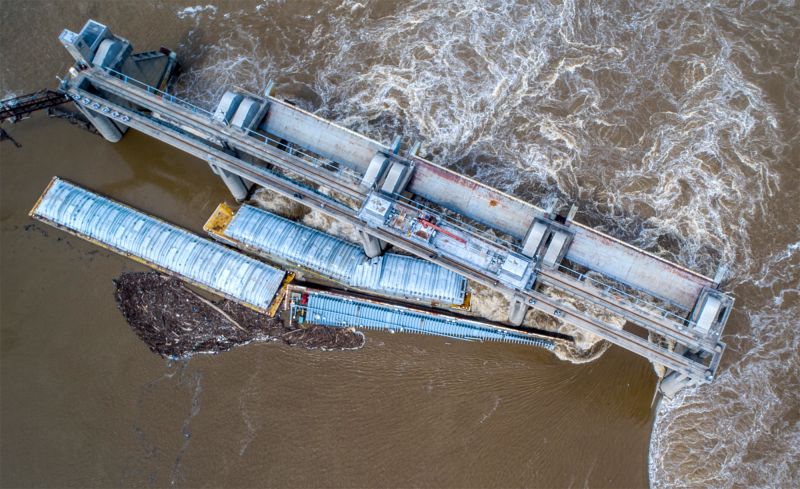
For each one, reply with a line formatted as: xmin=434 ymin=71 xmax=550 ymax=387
xmin=294 ymin=290 xmax=554 ymax=350
xmin=224 ymin=204 xmax=468 ymax=304
xmin=31 ymin=178 xmax=285 ymax=311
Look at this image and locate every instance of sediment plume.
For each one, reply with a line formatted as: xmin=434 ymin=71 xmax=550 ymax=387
xmin=300 ymin=211 xmax=360 ymax=243
xmin=250 ymin=187 xmax=310 ymax=221
xmin=113 ymin=272 xmax=364 ymax=358
xmin=250 ymin=187 xmax=361 ymax=242
xmin=469 ymin=281 xmax=614 ymax=362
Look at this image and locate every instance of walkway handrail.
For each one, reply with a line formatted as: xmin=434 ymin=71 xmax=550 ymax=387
xmin=555 ymin=262 xmax=695 ymax=327
xmin=98 ymin=66 xmax=364 ymax=183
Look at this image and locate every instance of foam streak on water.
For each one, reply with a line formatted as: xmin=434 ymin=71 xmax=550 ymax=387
xmin=172 ymin=1 xmax=800 ymax=486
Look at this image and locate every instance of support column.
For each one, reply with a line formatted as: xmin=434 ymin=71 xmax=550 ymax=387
xmin=209 ymin=162 xmax=249 ymax=201
xmin=542 ymin=229 xmax=573 ymax=268
xmin=521 ymin=219 xmax=549 ymax=258
xmin=508 ymin=294 xmax=528 ymax=326
xmin=74 ymin=104 xmax=123 ymax=142
xmin=659 ymin=371 xmax=692 ymax=398
xmin=407 ymin=140 xmax=422 ymax=158
xmin=358 ymin=230 xmax=385 ymax=258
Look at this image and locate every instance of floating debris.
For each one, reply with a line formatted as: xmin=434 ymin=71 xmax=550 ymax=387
xmin=114 ymin=272 xmax=364 ymax=358
xmin=0 ymin=127 xmax=22 ymax=148
xmin=47 ymin=107 xmax=101 ymax=136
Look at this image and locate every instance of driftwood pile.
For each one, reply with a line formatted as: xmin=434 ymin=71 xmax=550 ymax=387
xmin=47 ymin=107 xmax=101 ymax=136
xmin=113 ymin=272 xmax=364 ymax=358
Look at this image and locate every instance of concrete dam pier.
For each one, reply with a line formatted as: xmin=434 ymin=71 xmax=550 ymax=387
xmin=53 ymin=19 xmax=733 ymax=395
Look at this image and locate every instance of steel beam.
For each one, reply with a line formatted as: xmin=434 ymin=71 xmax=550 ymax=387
xmin=85 ymin=69 xmax=366 ymax=201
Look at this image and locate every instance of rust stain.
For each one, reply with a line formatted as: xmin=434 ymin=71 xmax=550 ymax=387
xmin=203 ymin=202 xmax=235 ymax=235
xmin=489 ymin=199 xmax=498 ymax=207
xmin=417 ymin=160 xmax=479 ymax=189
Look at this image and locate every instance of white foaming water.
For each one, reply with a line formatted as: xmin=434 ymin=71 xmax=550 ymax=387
xmin=650 ymin=304 xmax=800 ymax=487
xmin=173 ymin=1 xmax=799 ymax=486
xmin=650 ymin=229 xmax=800 ymax=487
xmin=177 ymin=5 xmax=218 ymax=20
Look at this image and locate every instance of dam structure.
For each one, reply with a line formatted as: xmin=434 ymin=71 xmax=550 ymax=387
xmin=55 ymin=20 xmax=733 ymax=394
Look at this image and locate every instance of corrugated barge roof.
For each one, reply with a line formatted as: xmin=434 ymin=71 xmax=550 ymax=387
xmin=288 ymin=287 xmax=555 ymax=350
xmin=30 ymin=178 xmax=286 ymax=312
xmin=212 ymin=204 xmax=468 ymax=304
xmin=227 ymin=204 xmax=363 ymax=282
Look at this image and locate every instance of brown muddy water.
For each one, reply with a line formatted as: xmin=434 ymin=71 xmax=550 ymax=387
xmin=1 ymin=1 xmax=798 ymax=488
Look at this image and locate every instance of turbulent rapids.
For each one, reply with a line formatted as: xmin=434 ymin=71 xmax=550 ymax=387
xmin=171 ymin=2 xmax=799 ymax=486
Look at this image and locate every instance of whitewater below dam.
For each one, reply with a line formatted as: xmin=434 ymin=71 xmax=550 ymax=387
xmin=1 ymin=1 xmax=798 ymax=487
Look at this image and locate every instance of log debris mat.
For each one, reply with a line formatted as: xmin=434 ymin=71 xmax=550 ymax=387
xmin=114 ymin=272 xmax=364 ymax=358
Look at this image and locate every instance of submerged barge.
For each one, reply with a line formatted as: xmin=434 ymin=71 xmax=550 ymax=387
xmin=287 ymin=285 xmax=556 ymax=350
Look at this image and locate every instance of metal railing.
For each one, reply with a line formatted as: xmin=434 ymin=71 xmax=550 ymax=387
xmin=392 ymin=189 xmax=700 ymax=332
xmin=555 ymin=262 xmax=696 ymax=328
xmin=97 ymin=66 xmax=364 ymax=183
xmin=71 ymin=84 xmax=343 ymax=209
xmin=290 ymin=302 xmax=479 ymax=342
xmin=289 ymin=302 xmax=555 ymax=348
xmin=389 ymin=192 xmax=525 ymax=254
xmin=388 ymin=192 xmax=700 ymax=331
